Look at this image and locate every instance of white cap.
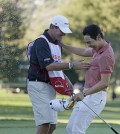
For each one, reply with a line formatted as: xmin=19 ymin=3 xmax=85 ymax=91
xmin=49 ymin=99 xmax=65 ymax=112
xmin=51 ymin=15 xmax=72 ymax=33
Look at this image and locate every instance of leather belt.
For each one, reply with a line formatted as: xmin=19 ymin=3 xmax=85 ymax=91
xmin=29 ymin=79 xmax=51 ymax=84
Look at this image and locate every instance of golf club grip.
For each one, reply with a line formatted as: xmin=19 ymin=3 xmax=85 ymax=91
xmin=111 ymin=127 xmax=119 ymax=134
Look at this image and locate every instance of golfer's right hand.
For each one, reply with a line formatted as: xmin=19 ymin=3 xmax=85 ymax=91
xmin=58 ymin=40 xmax=64 ymax=47
xmin=73 ymin=60 xmax=90 ymax=70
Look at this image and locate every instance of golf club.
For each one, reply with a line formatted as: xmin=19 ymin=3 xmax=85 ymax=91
xmin=81 ymin=100 xmax=119 ymax=134
xmin=65 ymin=89 xmax=119 ymax=134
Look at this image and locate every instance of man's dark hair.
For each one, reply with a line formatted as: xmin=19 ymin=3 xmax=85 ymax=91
xmin=50 ymin=24 xmax=59 ymax=29
xmin=83 ymin=24 xmax=103 ymax=40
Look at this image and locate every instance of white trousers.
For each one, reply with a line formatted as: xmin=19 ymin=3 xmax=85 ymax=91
xmin=66 ymin=91 xmax=107 ymax=134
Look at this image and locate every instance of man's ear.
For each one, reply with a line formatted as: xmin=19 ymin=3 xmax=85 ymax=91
xmin=50 ymin=24 xmax=54 ymax=29
xmin=96 ymin=34 xmax=101 ymax=40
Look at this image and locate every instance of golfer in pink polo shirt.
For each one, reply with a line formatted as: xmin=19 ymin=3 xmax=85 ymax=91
xmin=60 ymin=24 xmax=115 ymax=134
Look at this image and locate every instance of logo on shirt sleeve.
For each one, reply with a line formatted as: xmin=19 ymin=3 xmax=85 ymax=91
xmin=44 ymin=58 xmax=51 ymax=62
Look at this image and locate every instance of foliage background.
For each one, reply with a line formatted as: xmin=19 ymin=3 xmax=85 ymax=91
xmin=0 ymin=1 xmax=120 ymax=133
xmin=0 ymin=0 xmax=120 ymax=89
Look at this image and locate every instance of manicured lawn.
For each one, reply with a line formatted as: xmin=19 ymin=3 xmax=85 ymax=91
xmin=0 ymin=89 xmax=120 ymax=134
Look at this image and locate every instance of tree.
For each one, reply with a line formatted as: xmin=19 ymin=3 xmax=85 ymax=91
xmin=0 ymin=0 xmax=26 ymax=82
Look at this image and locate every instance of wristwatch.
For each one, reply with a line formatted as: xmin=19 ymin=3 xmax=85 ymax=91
xmin=69 ymin=62 xmax=74 ymax=69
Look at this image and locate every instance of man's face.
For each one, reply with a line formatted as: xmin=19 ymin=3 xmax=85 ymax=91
xmin=84 ymin=35 xmax=98 ymax=48
xmin=53 ymin=27 xmax=65 ymax=41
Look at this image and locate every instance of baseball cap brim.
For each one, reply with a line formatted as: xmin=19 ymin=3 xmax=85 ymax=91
xmin=59 ymin=27 xmax=72 ymax=34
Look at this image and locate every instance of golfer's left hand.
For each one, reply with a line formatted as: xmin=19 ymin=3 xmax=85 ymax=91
xmin=73 ymin=92 xmax=84 ymax=102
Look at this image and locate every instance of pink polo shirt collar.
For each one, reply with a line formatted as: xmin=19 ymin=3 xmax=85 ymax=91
xmin=93 ymin=42 xmax=110 ymax=55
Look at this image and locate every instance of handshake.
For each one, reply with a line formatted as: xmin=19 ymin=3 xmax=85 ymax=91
xmin=49 ymin=96 xmax=75 ymax=112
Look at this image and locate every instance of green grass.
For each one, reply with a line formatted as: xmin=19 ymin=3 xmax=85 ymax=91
xmin=0 ymin=89 xmax=120 ymax=134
